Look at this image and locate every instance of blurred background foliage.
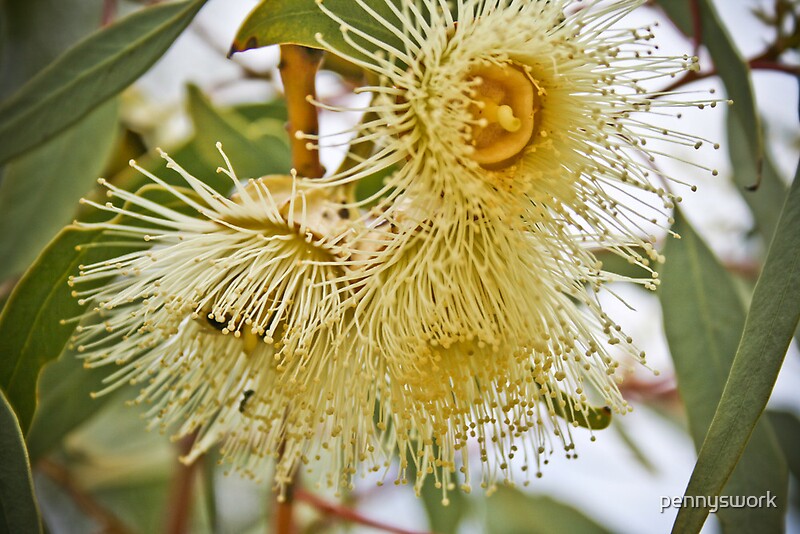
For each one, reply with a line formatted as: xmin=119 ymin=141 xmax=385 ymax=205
xmin=0 ymin=0 xmax=799 ymax=533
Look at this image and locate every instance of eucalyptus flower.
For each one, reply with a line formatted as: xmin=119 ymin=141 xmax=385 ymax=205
xmin=295 ymin=0 xmax=722 ymax=495
xmin=70 ymin=147 xmax=380 ymax=492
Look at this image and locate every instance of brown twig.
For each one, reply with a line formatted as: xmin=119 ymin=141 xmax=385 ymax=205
xmin=163 ymin=432 xmax=201 ymax=534
xmin=279 ymin=45 xmax=326 ymax=178
xmin=101 ymin=0 xmax=117 ymax=27
xmin=688 ymin=0 xmax=703 ymax=56
xmin=661 ymin=56 xmax=800 ymax=93
xmin=274 ymin=474 xmax=296 ymax=534
xmin=296 ymin=489 xmax=433 ymax=534
xmin=38 ymin=459 xmax=134 ymax=534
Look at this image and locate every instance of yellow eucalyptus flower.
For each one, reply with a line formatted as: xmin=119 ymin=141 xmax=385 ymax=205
xmin=70 ymin=147 xmax=379 ymax=493
xmin=295 ymin=0 xmax=722 ymax=496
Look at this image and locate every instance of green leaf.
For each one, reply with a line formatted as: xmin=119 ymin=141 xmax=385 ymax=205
xmin=232 ymin=101 xmax=289 ymax=123
xmin=25 ymin=348 xmax=122 ymax=463
xmin=0 ymin=226 xmax=105 ymax=434
xmin=0 ymin=0 xmax=208 ymax=165
xmin=727 ymin=116 xmax=787 ymax=242
xmin=672 ymin=164 xmax=800 ymax=533
xmin=486 ymin=486 xmax=611 ymax=534
xmin=657 ymin=0 xmax=764 ymax=192
xmin=594 ymin=247 xmax=651 ymax=280
xmin=656 ymin=0 xmax=693 ymax=37
xmin=419 ymin=476 xmax=467 ymax=534
xmin=186 ymin=85 xmax=291 ymax=179
xmin=0 ymin=0 xmax=103 ymax=98
xmin=0 ymin=389 xmax=42 ymax=534
xmin=230 ymin=0 xmax=403 ymax=62
xmin=355 ymin=164 xmax=396 ymax=204
xmin=767 ymin=410 xmax=800 ymax=481
xmin=78 ymin=141 xmax=226 ymax=225
xmin=660 ymin=210 xmax=787 ymax=533
xmin=0 ymin=98 xmax=119 ymax=281
xmin=0 ymin=186 xmax=176 ymax=434
xmin=697 ymin=0 xmax=764 ymax=189
xmin=548 ymin=386 xmax=612 ymax=431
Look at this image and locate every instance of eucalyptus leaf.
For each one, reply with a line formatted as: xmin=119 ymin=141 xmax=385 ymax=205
xmin=697 ymin=1 xmax=764 ymax=189
xmin=186 ymin=84 xmax=291 ymax=179
xmin=767 ymin=410 xmax=800 ymax=481
xmin=230 ymin=0 xmax=403 ymax=63
xmin=0 ymin=186 xmax=180 ymax=434
xmin=419 ymin=473 xmax=467 ymax=534
xmin=656 ymin=0 xmax=764 ymax=190
xmin=25 ymin=347 xmax=123 ymax=463
xmin=0 ymin=389 xmax=42 ymax=534
xmin=0 ymin=98 xmax=119 ymax=282
xmin=660 ymin=210 xmax=787 ymax=533
xmin=549 ymin=386 xmax=612 ymax=431
xmin=486 ymin=486 xmax=611 ymax=534
xmin=0 ymin=0 xmax=103 ymax=98
xmin=233 ymin=101 xmax=289 ymax=123
xmin=656 ymin=0 xmax=693 ymax=37
xmin=0 ymin=0 xmax=207 ymax=165
xmin=77 ymin=141 xmax=227 ymax=225
xmin=0 ymin=227 xmax=106 ymax=434
xmin=672 ymin=165 xmax=800 ymax=533
xmin=727 ymin=117 xmax=787 ymax=242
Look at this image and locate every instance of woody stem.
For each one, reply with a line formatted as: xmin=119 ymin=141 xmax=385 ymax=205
xmin=279 ymin=45 xmax=326 ymax=179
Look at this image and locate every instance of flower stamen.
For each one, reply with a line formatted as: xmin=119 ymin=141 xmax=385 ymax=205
xmin=467 ymin=63 xmax=540 ymax=168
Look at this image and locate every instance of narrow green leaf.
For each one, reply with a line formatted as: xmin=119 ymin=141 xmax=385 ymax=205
xmin=697 ymin=0 xmax=764 ymax=188
xmin=656 ymin=0 xmax=693 ymax=37
xmin=594 ymin=247 xmax=651 ymax=280
xmin=420 ymin=476 xmax=466 ymax=534
xmin=0 ymin=389 xmax=42 ymax=534
xmin=767 ymin=410 xmax=800 ymax=481
xmin=201 ymin=451 xmax=220 ymax=533
xmin=0 ymin=227 xmax=104 ymax=434
xmin=613 ymin=420 xmax=656 ymax=474
xmin=486 ymin=486 xmax=611 ymax=534
xmin=0 ymin=186 xmax=177 ymax=433
xmin=0 ymin=0 xmax=103 ymax=98
xmin=186 ymin=85 xmax=291 ymax=179
xmin=77 ymin=141 xmax=228 ymax=225
xmin=232 ymin=101 xmax=289 ymax=123
xmin=672 ymin=165 xmax=800 ymax=533
xmin=551 ymin=391 xmax=612 ymax=431
xmin=0 ymin=98 xmax=119 ymax=281
xmin=656 ymin=0 xmax=764 ymax=190
xmin=230 ymin=0 xmax=403 ymax=62
xmin=0 ymin=0 xmax=208 ymax=165
xmin=660 ymin=210 xmax=787 ymax=533
xmin=727 ymin=116 xmax=787 ymax=241
xmin=25 ymin=348 xmax=121 ymax=463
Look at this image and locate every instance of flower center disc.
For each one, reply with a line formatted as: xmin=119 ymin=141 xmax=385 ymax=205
xmin=467 ymin=63 xmax=540 ymax=169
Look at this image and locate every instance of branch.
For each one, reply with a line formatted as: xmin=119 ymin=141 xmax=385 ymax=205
xmin=38 ymin=459 xmax=134 ymax=534
xmin=274 ymin=484 xmax=296 ymax=534
xmin=102 ymin=0 xmax=117 ymax=26
xmin=163 ymin=432 xmax=201 ymax=534
xmin=689 ymin=0 xmax=703 ymax=56
xmin=279 ymin=45 xmax=326 ymax=178
xmin=296 ymin=489 xmax=433 ymax=534
xmin=661 ymin=57 xmax=800 ymax=93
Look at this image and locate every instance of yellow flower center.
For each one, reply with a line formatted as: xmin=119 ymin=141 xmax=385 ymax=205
xmin=467 ymin=63 xmax=541 ymax=168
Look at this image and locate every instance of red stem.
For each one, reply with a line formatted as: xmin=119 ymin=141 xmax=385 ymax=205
xmin=295 ymin=489 xmax=433 ymax=534
xmin=101 ymin=0 xmax=116 ymax=26
xmin=661 ymin=58 xmax=800 ymax=93
xmin=689 ymin=0 xmax=703 ymax=56
xmin=163 ymin=433 xmax=201 ymax=534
